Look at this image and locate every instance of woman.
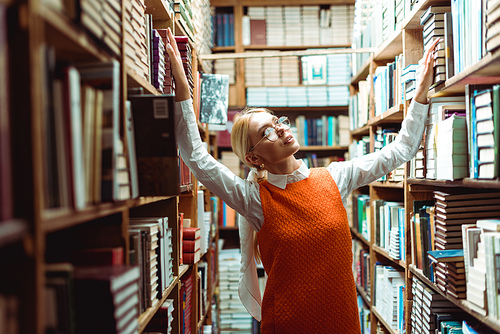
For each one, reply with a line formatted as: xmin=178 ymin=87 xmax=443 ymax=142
xmin=166 ymin=27 xmax=440 ymax=333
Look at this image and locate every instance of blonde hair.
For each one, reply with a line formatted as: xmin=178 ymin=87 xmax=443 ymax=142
xmin=231 ymin=106 xmax=274 ymax=170
xmin=231 ymin=106 xmax=274 ymax=264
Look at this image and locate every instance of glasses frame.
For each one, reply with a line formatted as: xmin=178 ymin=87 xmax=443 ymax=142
xmin=248 ymin=116 xmax=291 ymax=153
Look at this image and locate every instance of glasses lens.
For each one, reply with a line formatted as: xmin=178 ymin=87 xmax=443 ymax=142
xmin=265 ymin=127 xmax=279 ymax=141
xmin=277 ymin=116 xmax=290 ymax=129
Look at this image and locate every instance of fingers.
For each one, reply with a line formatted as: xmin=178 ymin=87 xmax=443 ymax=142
xmin=165 ymin=27 xmax=179 ymax=57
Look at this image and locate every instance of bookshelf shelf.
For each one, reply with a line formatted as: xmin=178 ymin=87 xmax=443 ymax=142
xmin=299 ymin=145 xmax=348 ymax=152
xmin=127 ymin=70 xmax=160 ymax=95
xmin=356 ymin=285 xmax=371 ymax=305
xmin=351 ymin=56 xmax=372 ymax=85
xmin=368 ymin=105 xmax=404 ymax=126
xmin=371 ymin=306 xmax=399 ymax=334
xmin=373 ymin=29 xmax=402 ymax=62
xmin=409 ymin=265 xmax=500 ymax=333
xmin=407 ymin=178 xmax=500 ymax=190
xmin=429 ymin=51 xmax=500 ymax=97
xmin=239 ymin=0 xmax=355 ymax=5
xmin=372 ymin=244 xmax=406 ymax=269
xmin=370 ymin=181 xmax=404 ymax=189
xmin=145 ymin=0 xmax=174 ymax=20
xmin=212 ymin=46 xmax=237 ymax=52
xmin=243 ymin=44 xmax=352 ymax=51
xmin=269 ymin=106 xmax=348 ymax=113
xmin=350 ymin=227 xmax=370 ymax=246
xmin=351 ymin=124 xmax=370 ymax=137
xmin=138 ymin=275 xmax=180 ymax=333
xmin=41 ymin=202 xmax=127 ymax=233
xmin=39 ymin=4 xmax=109 ymax=62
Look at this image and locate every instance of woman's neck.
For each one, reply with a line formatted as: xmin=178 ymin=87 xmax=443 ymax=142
xmin=265 ymin=157 xmax=301 ymax=175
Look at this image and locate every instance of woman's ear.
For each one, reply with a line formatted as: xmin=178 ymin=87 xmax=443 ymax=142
xmin=245 ymin=154 xmax=260 ymax=167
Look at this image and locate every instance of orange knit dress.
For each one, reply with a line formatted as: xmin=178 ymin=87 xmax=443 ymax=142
xmin=257 ymin=168 xmax=360 ymax=333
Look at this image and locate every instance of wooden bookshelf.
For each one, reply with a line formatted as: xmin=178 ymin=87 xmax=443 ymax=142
xmin=2 ymin=0 xmax=219 ymax=333
xmin=348 ymin=1 xmax=500 ymax=333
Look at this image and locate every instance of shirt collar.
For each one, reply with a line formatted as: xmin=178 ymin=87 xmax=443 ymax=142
xmin=267 ymin=160 xmax=310 ymax=189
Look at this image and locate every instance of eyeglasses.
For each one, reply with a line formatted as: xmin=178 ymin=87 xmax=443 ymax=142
xmin=249 ymin=116 xmax=291 ymax=152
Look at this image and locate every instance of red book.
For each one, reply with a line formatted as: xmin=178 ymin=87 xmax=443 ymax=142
xmin=250 ymin=19 xmax=266 ymax=45
xmin=182 ymin=250 xmax=200 ymax=264
xmin=72 ymin=247 xmax=124 ymax=266
xmin=182 ymin=237 xmax=201 ymax=253
xmin=183 ymin=227 xmax=200 ymax=240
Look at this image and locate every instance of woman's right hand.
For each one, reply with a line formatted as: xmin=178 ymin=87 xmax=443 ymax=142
xmin=165 ymin=27 xmax=191 ymax=102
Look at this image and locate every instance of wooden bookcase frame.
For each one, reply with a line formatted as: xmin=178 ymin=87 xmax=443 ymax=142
xmin=349 ymin=0 xmax=500 ymax=333
xmin=2 ymin=1 xmax=218 ymax=333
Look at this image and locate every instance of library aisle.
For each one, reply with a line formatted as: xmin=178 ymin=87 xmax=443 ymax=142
xmin=2 ymin=0 xmax=500 ymax=334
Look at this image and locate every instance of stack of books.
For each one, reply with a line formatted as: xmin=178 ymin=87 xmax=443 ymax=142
xmin=192 ymin=0 xmax=213 ymax=73
xmin=411 ymin=276 xmax=464 ymax=333
xmin=181 ymin=273 xmax=194 ymax=334
xmin=373 ymin=264 xmax=405 ymax=331
xmin=244 ymin=57 xmax=263 ymax=86
xmin=151 ymin=30 xmax=167 ymax=91
xmin=284 ymin=6 xmax=302 ymax=46
xmin=263 ymin=57 xmax=281 ymax=86
xmin=175 ymin=36 xmax=194 ymax=99
xmin=156 ymin=29 xmax=175 ymax=95
xmin=174 ymin=1 xmax=194 ymax=41
xmin=219 ymin=248 xmax=253 ymax=332
xmin=486 ymin=0 xmax=500 ymax=54
xmin=280 ymin=57 xmax=300 ymax=85
xmin=401 ymin=64 xmax=417 ymax=100
xmin=182 ymin=227 xmax=201 ymax=264
xmin=326 ymin=54 xmax=351 ymax=85
xmin=420 ymin=6 xmax=451 ymax=88
xmin=79 ymin=0 xmax=122 ymax=57
xmin=124 ymin=0 xmax=149 ymax=81
xmin=286 ymin=86 xmax=308 ymax=107
xmin=129 ymin=218 xmax=163 ymax=309
xmin=428 ymin=249 xmax=466 ymax=299
xmin=302 ymin=6 xmax=320 ymax=45
xmin=144 ymin=299 xmax=175 ymax=333
xmin=330 ymin=5 xmax=353 ymax=45
xmin=425 ymin=96 xmax=465 ymax=179
xmin=471 ymin=86 xmax=500 ymax=179
xmin=435 ymin=114 xmax=468 ymax=180
xmin=73 ymin=265 xmax=140 ymax=334
xmin=214 ymin=59 xmax=236 ymax=85
xmin=266 ymin=7 xmax=284 ymax=46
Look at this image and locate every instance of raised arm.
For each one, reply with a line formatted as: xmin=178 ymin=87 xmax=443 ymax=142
xmin=164 ymin=28 xmax=261 ymax=222
xmin=331 ymin=38 xmax=441 ymax=199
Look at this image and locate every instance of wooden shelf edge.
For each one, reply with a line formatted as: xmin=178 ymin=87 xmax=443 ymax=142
xmin=351 ymin=124 xmax=370 ymax=136
xmin=372 ymin=244 xmax=406 ymax=268
xmin=373 ymin=29 xmax=402 ymax=62
xmin=351 ymin=57 xmax=372 ymax=84
xmin=299 ymin=145 xmax=348 ymax=152
xmin=407 ymin=178 xmax=500 ymax=190
xmin=126 ymin=69 xmax=160 ymax=95
xmin=145 ymin=0 xmax=174 ymax=21
xmin=42 ymin=202 xmax=128 ymax=233
xmin=371 ymin=305 xmax=399 ymax=334
xmin=409 ymin=265 xmax=500 ymax=333
xmin=370 ymin=181 xmax=404 ymax=189
xmin=138 ymin=276 xmax=180 ymax=332
xmin=356 ymin=285 xmax=371 ymax=306
xmin=368 ymin=104 xmax=404 ymax=126
xmin=350 ymin=227 xmax=370 ymax=246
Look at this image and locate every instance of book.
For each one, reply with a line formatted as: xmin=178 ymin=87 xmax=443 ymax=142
xmin=183 ymin=227 xmax=201 ymax=240
xmin=250 ymin=19 xmax=266 ymax=45
xmin=73 ymin=265 xmax=140 ymax=334
xmin=183 ymin=237 xmax=201 ymax=252
xmin=72 ymin=247 xmax=124 ymax=266
xmin=199 ymin=73 xmax=229 ymax=128
xmin=428 ymin=249 xmax=464 ymax=263
xmin=476 ymin=219 xmax=500 ymax=231
xmin=128 ymin=94 xmax=179 ymax=196
xmin=182 ymin=249 xmax=201 ymax=264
